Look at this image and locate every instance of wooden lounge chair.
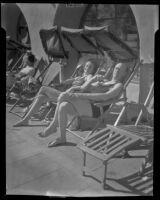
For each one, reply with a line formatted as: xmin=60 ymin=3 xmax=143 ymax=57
xmin=77 ymin=124 xmax=144 ymax=189
xmin=77 ymin=79 xmax=153 ymax=189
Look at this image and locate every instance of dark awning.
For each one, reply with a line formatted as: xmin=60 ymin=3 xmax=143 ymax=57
xmin=84 ymin=26 xmax=138 ymax=61
xmin=6 ymin=36 xmax=31 ymax=51
xmin=61 ymin=27 xmax=101 ymax=55
xmin=39 ymin=25 xmax=138 ymax=61
xmin=39 ymin=26 xmax=70 ymax=59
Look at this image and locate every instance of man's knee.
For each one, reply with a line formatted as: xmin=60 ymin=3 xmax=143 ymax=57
xmin=39 ymin=86 xmax=48 ymax=95
xmin=59 ymin=102 xmax=70 ymax=113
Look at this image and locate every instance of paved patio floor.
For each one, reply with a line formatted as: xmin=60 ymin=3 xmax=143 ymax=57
xmin=6 ymin=83 xmax=153 ymax=196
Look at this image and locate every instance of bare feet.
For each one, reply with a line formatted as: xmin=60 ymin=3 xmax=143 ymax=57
xmin=38 ymin=126 xmax=57 ymax=138
xmin=13 ymin=120 xmax=29 ymax=127
xmin=48 ymin=137 xmax=66 ymax=147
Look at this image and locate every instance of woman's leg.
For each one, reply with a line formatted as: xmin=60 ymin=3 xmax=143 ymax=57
xmin=13 ymin=86 xmax=61 ymax=126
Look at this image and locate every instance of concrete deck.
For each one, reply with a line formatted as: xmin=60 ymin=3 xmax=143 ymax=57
xmin=6 ymin=83 xmax=153 ymax=196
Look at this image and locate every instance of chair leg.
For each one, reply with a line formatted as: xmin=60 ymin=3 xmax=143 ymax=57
xmin=114 ymin=103 xmax=128 ymax=126
xmin=82 ymin=151 xmax=86 ymax=176
xmin=102 ymin=161 xmax=107 ymax=189
xmin=9 ymin=99 xmax=19 ymax=113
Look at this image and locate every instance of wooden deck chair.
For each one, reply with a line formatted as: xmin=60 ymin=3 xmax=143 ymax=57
xmin=8 ymin=57 xmax=52 ymax=117
xmin=66 ymin=58 xmax=142 ymax=140
xmin=117 ymin=165 xmax=153 ymax=195
xmin=115 ymin=82 xmax=154 ymax=159
xmin=77 ymin=124 xmax=144 ymax=189
xmin=77 ymin=83 xmax=154 ymax=189
xmin=6 ymin=36 xmax=31 ymax=72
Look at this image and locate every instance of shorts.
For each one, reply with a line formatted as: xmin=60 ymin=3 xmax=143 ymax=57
xmin=91 ymin=103 xmax=110 ymax=118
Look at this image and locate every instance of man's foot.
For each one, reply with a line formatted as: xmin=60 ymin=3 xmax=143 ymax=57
xmin=38 ymin=126 xmax=57 ymax=138
xmin=13 ymin=120 xmax=29 ymax=127
xmin=48 ymin=137 xmax=66 ymax=147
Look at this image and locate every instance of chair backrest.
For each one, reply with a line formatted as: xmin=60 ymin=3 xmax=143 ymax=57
xmin=120 ymin=58 xmax=141 ymax=100
xmin=33 ymin=58 xmax=50 ymax=83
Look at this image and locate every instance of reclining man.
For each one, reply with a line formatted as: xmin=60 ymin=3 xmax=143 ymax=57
xmin=13 ymin=59 xmax=98 ymax=127
xmin=38 ymin=51 xmax=129 ymax=147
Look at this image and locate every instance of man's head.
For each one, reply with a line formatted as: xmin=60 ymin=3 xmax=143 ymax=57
xmin=112 ymin=63 xmax=128 ymax=83
xmin=23 ymin=53 xmax=35 ymax=66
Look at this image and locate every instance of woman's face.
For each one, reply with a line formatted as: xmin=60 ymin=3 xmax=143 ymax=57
xmin=84 ymin=61 xmax=95 ymax=75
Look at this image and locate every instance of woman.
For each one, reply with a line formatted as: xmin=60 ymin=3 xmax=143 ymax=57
xmin=13 ymin=59 xmax=98 ymax=127
xmin=39 ymin=51 xmax=129 ymax=147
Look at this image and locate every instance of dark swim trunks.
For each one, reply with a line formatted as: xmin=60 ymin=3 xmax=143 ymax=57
xmin=91 ymin=103 xmax=110 ymax=118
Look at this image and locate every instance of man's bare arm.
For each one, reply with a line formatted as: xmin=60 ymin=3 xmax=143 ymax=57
xmin=74 ymin=83 xmax=123 ymax=101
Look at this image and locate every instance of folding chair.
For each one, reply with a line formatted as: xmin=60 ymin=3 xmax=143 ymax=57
xmin=6 ymin=36 xmax=31 ymax=72
xmin=8 ymin=57 xmax=52 ymax=117
xmin=77 ymin=124 xmax=144 ymax=189
xmin=77 ymin=79 xmax=153 ymax=189
xmin=66 ymin=58 xmax=142 ymax=140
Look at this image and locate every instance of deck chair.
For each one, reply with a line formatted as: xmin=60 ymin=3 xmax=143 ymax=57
xmin=8 ymin=57 xmax=52 ymax=117
xmin=116 ymin=82 xmax=154 ymax=159
xmin=66 ymin=58 xmax=142 ymax=140
xmin=6 ymin=36 xmax=31 ymax=72
xmin=34 ymin=60 xmax=101 ymax=122
xmin=77 ymin=80 xmax=153 ymax=189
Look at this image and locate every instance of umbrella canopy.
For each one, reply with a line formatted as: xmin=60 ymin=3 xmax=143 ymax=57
xmin=39 ymin=25 xmax=138 ymax=61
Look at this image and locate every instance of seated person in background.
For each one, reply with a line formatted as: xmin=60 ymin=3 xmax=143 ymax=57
xmin=7 ymin=53 xmax=36 ymax=88
xmin=38 ymin=51 xmax=129 ymax=146
xmin=13 ymin=59 xmax=98 ymax=127
xmin=15 ymin=53 xmax=36 ymax=80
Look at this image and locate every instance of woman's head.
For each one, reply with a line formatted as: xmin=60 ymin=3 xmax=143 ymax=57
xmin=83 ymin=59 xmax=98 ymax=76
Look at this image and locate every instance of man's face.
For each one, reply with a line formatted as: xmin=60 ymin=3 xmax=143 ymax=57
xmin=112 ymin=64 xmax=127 ymax=81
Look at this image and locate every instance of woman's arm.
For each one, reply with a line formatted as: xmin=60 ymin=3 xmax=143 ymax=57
xmin=61 ymin=78 xmax=75 ymax=85
xmin=74 ymin=83 xmax=123 ymax=101
xmin=80 ymin=75 xmax=101 ymax=92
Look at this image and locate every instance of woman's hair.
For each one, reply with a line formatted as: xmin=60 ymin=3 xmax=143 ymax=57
xmin=86 ymin=59 xmax=99 ymax=75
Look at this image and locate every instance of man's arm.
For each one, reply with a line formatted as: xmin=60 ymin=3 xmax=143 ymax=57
xmin=74 ymin=83 xmax=123 ymax=101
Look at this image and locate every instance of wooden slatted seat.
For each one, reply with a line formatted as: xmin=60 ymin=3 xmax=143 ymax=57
xmin=117 ymin=165 xmax=153 ymax=195
xmin=77 ymin=125 xmax=144 ymax=189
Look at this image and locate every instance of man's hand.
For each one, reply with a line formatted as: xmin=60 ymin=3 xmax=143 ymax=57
xmin=66 ymin=86 xmax=81 ymax=93
xmin=58 ymin=91 xmax=78 ymax=103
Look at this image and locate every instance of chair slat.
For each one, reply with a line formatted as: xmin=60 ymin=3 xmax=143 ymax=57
xmin=104 ymin=137 xmax=130 ymax=154
xmin=86 ymin=131 xmax=113 ymax=148
xmin=92 ymin=132 xmax=120 ymax=151
xmin=84 ymin=127 xmax=111 ymax=143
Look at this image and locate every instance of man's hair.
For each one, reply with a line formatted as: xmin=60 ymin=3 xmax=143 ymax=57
xmin=27 ymin=54 xmax=35 ymax=64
